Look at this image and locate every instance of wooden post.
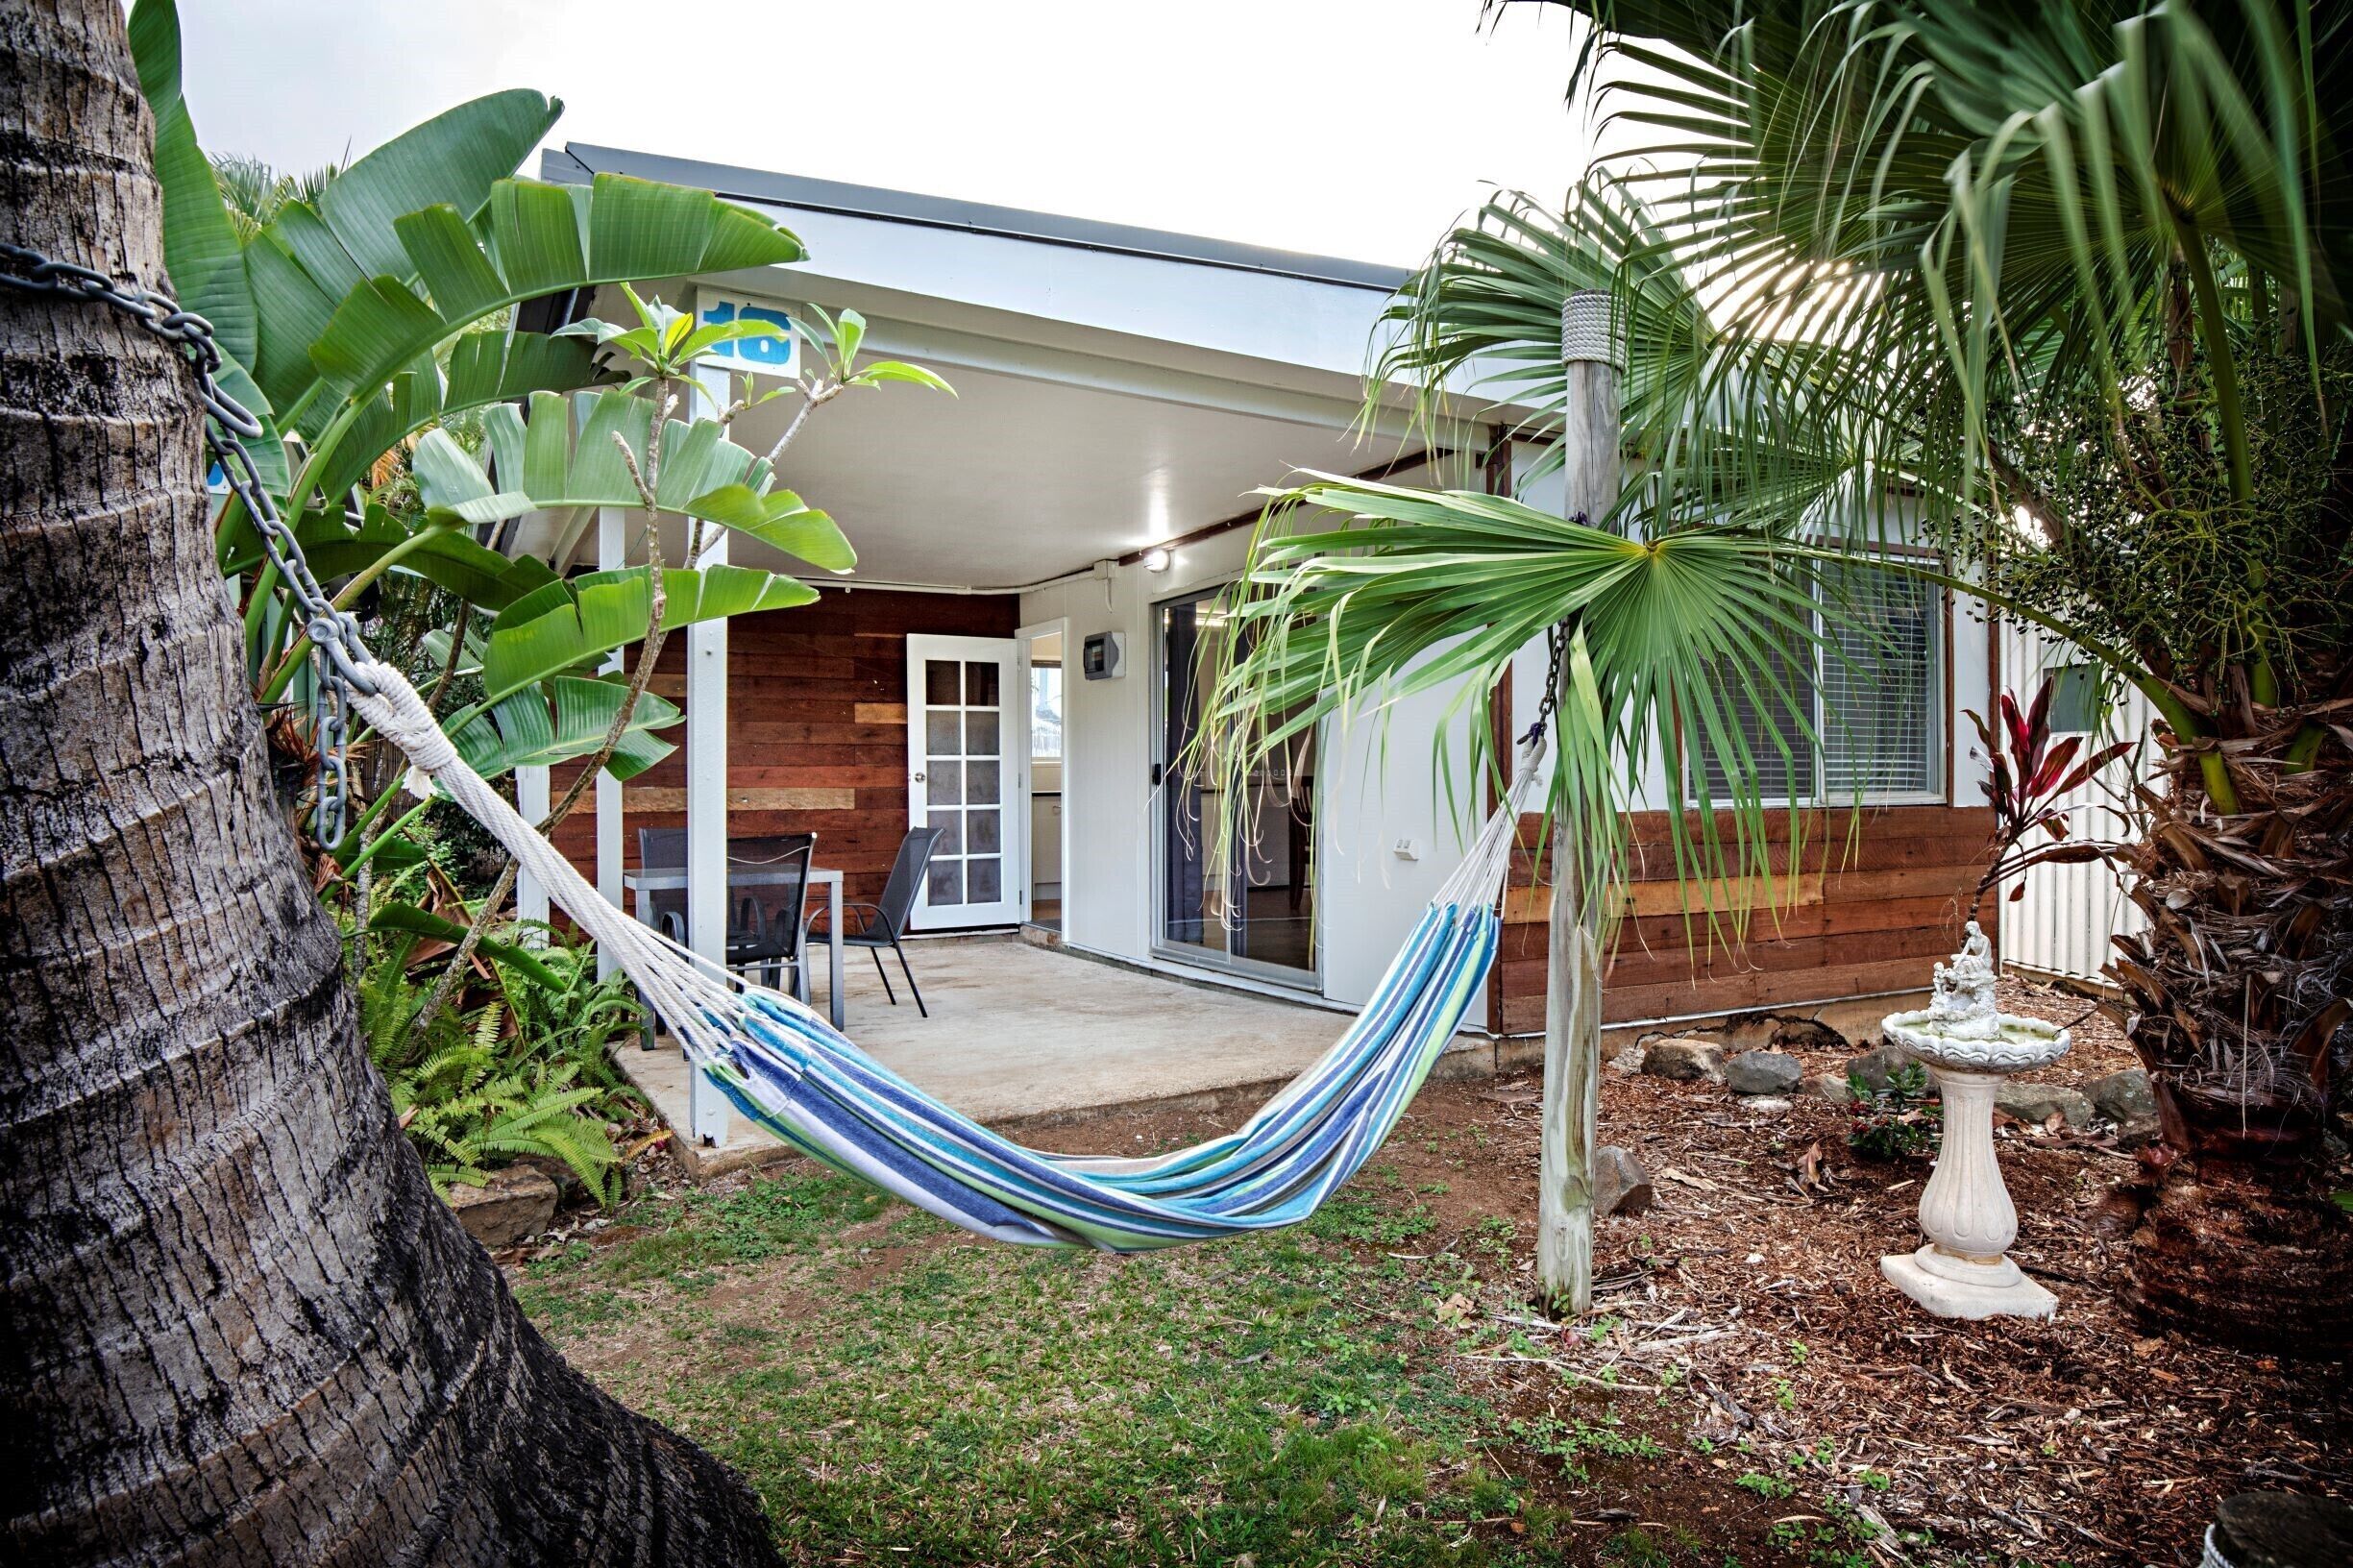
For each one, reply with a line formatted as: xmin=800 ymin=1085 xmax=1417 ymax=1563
xmin=1537 ymin=290 xmax=1621 ymax=1315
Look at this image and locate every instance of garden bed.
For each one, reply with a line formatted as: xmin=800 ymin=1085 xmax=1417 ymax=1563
xmin=508 ymin=981 xmax=2349 ymax=1565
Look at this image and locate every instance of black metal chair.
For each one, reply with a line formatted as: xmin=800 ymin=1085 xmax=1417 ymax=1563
xmin=805 ymin=826 xmax=942 ymax=1017
xmin=635 ymin=826 xmax=817 ymax=997
xmin=719 ymin=832 xmax=817 ymax=996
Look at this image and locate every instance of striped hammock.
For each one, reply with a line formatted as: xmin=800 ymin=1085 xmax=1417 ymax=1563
xmin=355 ymin=660 xmax=1535 ymax=1252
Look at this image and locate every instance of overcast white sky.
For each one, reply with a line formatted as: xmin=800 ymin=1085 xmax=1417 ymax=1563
xmin=176 ymin=0 xmax=1599 ymax=267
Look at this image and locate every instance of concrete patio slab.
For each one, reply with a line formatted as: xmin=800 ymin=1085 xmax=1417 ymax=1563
xmin=620 ymin=936 xmax=1484 ymax=1179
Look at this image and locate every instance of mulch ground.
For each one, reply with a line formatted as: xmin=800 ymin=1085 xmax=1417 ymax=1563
xmin=956 ymin=978 xmax=2351 ymax=1564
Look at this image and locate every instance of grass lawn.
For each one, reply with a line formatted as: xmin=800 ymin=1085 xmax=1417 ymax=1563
xmin=522 ymin=1162 xmax=1578 ymax=1565
xmin=511 ymin=1034 xmax=2350 ymax=1565
xmin=512 ymin=1118 xmax=1857 ymax=1566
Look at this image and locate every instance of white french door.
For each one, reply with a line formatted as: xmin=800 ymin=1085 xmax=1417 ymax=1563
xmin=905 ymin=634 xmax=1028 ymax=929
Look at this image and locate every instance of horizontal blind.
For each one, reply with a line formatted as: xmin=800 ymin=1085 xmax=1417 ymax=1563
xmin=1821 ymin=561 xmax=1938 ymax=797
xmin=1692 ymin=634 xmax=1819 ymax=802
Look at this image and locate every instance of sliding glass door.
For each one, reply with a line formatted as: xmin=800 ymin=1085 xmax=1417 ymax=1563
xmin=1154 ymin=587 xmax=1316 ymax=984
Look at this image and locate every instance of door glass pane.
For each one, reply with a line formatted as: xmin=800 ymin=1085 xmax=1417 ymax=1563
xmin=967 ymin=808 xmax=1000 ymax=853
xmin=967 ymin=760 xmax=1000 ymax=805
xmin=1159 ymin=589 xmax=1314 ymax=975
xmin=965 ymin=710 xmax=1000 ymax=757
xmin=965 ymin=660 xmax=999 ymax=707
xmin=926 ymin=659 xmax=961 ymax=706
xmin=926 ymin=711 xmax=961 ymax=753
xmin=928 ymin=810 xmax=964 ymax=856
xmin=968 ymin=858 xmax=1001 ymax=902
xmin=1031 ymin=666 xmax=1063 ymax=759
xmin=929 ymin=760 xmax=963 ymax=805
xmin=927 ymin=860 xmax=964 ymax=904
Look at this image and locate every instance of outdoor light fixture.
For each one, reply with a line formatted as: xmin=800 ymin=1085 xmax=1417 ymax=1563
xmin=1142 ymin=547 xmax=1172 ymax=573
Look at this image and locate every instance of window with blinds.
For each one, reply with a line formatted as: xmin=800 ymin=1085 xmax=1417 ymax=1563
xmin=1690 ymin=559 xmax=1942 ymax=802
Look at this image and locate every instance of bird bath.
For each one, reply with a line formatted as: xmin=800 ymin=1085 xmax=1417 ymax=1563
xmin=1878 ymin=921 xmax=2070 ymax=1320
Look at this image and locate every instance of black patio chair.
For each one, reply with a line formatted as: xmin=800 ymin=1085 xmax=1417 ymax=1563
xmin=719 ymin=832 xmax=817 ymax=996
xmin=635 ymin=827 xmax=817 ymax=997
xmin=805 ymin=826 xmax=942 ymax=1017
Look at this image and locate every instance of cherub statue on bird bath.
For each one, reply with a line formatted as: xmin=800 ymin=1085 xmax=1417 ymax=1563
xmin=1878 ymin=920 xmax=2071 ymax=1319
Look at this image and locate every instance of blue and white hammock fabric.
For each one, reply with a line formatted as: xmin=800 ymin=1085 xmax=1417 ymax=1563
xmin=357 ymin=661 xmax=1539 ymax=1253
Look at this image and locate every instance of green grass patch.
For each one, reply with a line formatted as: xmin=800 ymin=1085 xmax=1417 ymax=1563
xmin=516 ymin=1160 xmax=1623 ymax=1563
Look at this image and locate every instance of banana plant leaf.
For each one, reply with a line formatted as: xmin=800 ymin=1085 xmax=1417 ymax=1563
xmin=436 ymin=389 xmax=855 ymax=572
xmin=307 ymin=331 xmax=601 ymax=508
xmin=218 ymin=504 xmax=557 ymax=613
xmin=450 ymin=674 xmax=683 ymax=783
xmin=368 ymin=902 xmax=561 ymax=992
xmin=128 ymin=0 xmax=256 ymax=365
xmin=476 ymin=564 xmax=818 ymax=707
xmin=129 ymin=0 xmax=561 ymax=404
xmin=265 ymin=174 xmax=804 ymax=437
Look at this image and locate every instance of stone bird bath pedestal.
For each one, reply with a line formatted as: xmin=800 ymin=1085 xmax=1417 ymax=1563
xmin=1879 ymin=922 xmax=2070 ymax=1320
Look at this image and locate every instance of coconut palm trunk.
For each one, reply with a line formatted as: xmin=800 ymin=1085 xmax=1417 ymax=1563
xmin=0 ymin=4 xmax=778 ymax=1560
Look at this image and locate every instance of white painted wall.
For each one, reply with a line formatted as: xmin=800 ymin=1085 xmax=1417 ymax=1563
xmin=1017 ymin=458 xmax=1488 ymax=1007
xmin=2000 ymin=622 xmax=2149 ymax=984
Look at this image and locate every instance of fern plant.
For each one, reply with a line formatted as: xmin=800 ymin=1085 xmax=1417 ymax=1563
xmin=357 ymin=925 xmax=648 ymax=1205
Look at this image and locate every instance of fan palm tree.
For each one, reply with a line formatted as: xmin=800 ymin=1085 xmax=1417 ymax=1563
xmin=1205 ymin=0 xmax=2350 ymax=1349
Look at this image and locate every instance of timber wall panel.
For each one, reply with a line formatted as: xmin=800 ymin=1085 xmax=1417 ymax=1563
xmin=552 ymin=587 xmax=1021 ymax=912
xmin=1494 ymin=804 xmax=1995 ymax=1034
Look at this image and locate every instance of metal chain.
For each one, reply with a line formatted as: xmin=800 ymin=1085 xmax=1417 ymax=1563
xmin=1 ymin=240 xmax=377 ymax=841
xmin=1521 ymin=507 xmax=1601 ymax=747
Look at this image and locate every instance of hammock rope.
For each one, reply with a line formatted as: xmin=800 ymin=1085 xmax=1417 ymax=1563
xmin=358 ymin=660 xmax=1542 ymax=1250
xmin=4 ymin=239 xmax=1544 ymax=1254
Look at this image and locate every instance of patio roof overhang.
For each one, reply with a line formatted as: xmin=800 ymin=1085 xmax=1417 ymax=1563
xmin=539 ymin=144 xmax=1519 ymax=591
xmin=523 ymin=147 xmax=1534 ymax=1135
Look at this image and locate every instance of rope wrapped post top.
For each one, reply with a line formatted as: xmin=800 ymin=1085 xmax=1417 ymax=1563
xmin=1561 ymin=288 xmax=1621 ymax=369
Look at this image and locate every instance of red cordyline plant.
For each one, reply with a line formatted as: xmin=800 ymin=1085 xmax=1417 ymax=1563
xmin=1966 ymin=674 xmax=2134 ymax=919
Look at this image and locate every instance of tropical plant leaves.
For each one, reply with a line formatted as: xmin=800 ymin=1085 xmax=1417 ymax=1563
xmin=1201 ymin=472 xmax=1838 ymax=936
xmin=128 ymin=0 xmax=257 ymax=366
xmin=263 ymin=174 xmax=804 ymax=435
xmin=450 ymin=674 xmax=682 ymax=782
xmin=368 ymin=901 xmax=561 ymax=991
xmin=218 ymin=503 xmax=555 ymax=611
xmin=308 ymin=331 xmax=600 ymax=507
xmin=431 ymin=388 xmax=855 ymax=570
xmin=476 ymin=564 xmax=818 ymax=705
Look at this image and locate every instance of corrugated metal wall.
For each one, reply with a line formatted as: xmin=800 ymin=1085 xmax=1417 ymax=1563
xmin=1998 ymin=622 xmax=2152 ymax=987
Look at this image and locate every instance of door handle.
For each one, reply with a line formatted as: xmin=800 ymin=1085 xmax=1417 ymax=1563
xmin=913 ymin=772 xmax=926 ymax=783
xmin=1150 ymin=763 xmax=1163 ymax=787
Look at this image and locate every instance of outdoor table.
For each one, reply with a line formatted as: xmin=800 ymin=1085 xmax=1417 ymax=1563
xmin=622 ymin=863 xmax=846 ymax=1029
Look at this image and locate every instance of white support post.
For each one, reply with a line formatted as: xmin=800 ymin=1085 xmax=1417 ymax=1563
xmin=685 ymin=363 xmax=733 ymax=1145
xmin=514 ymin=766 xmax=550 ymax=938
xmin=1537 ymin=291 xmax=1622 ymax=1316
xmin=595 ymin=505 xmax=626 ymax=982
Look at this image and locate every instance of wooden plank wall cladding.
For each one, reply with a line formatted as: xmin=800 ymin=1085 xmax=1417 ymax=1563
xmin=551 ymin=587 xmax=1022 ymax=909
xmin=1494 ymin=804 xmax=1997 ymax=1034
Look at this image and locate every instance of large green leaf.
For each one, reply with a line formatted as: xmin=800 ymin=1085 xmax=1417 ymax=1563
xmin=422 ymin=389 xmax=857 ymax=571
xmin=368 ymin=902 xmax=560 ymax=991
xmin=477 ymin=564 xmax=818 ymax=705
xmin=263 ymin=174 xmax=805 ymax=435
xmin=450 ymin=674 xmax=682 ymax=782
xmin=310 ymin=90 xmax=560 ymax=284
xmin=128 ymin=0 xmax=256 ymax=366
xmin=218 ymin=504 xmax=555 ymax=612
xmin=309 ymin=331 xmax=601 ymax=507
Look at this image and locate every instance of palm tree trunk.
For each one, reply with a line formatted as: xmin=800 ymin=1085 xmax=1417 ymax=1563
xmin=2109 ymin=712 xmax=2353 ymax=1356
xmin=0 ymin=4 xmax=778 ymax=1560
